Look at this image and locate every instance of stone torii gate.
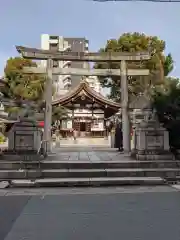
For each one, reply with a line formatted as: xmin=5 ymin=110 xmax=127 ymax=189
xmin=16 ymin=46 xmax=150 ymax=153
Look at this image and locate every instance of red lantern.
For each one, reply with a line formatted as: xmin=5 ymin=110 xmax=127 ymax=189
xmin=38 ymin=121 xmax=44 ymax=127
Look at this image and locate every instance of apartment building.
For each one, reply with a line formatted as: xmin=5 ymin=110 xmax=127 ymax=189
xmin=85 ymin=76 xmax=102 ymax=93
xmin=41 ymin=34 xmax=89 ymax=97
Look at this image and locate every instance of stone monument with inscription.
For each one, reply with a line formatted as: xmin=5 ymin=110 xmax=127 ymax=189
xmin=7 ymin=118 xmax=42 ymax=153
xmin=134 ymin=110 xmax=173 ymax=160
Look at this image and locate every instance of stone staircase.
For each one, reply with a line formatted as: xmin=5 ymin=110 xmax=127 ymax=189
xmin=0 ymin=153 xmax=180 ymax=187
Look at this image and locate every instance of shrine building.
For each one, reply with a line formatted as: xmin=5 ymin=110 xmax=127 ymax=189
xmin=52 ymin=80 xmax=121 ymax=137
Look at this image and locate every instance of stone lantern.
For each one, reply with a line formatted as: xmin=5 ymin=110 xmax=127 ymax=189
xmin=134 ymin=111 xmax=173 ymax=160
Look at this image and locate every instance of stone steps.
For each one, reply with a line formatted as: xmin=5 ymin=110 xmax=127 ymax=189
xmin=10 ymin=177 xmax=165 ymax=188
xmin=1 ymin=154 xmax=180 ymax=187
xmin=0 ymin=168 xmax=179 ymax=180
xmin=0 ymin=160 xmax=179 ymax=170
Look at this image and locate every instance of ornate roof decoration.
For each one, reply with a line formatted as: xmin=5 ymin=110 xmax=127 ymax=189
xmin=52 ymin=80 xmax=121 ymax=109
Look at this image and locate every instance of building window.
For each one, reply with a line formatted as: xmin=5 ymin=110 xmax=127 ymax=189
xmin=50 ymin=35 xmax=58 ymax=40
xmin=49 ymin=43 xmax=58 ymax=51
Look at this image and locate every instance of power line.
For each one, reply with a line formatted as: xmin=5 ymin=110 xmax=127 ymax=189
xmin=91 ymin=0 xmax=180 ymax=2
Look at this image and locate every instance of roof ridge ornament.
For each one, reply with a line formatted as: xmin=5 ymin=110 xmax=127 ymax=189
xmin=80 ymin=77 xmax=86 ymax=83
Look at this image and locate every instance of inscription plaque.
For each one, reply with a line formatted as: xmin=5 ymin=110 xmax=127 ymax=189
xmin=147 ymin=135 xmax=163 ymax=149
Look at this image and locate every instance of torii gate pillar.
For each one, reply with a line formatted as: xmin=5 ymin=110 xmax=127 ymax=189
xmin=15 ymin=46 xmax=150 ymax=154
xmin=43 ymin=59 xmax=53 ymax=152
xmin=121 ymin=60 xmax=130 ymax=153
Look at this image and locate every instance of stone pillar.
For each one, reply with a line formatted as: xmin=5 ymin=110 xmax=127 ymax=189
xmin=164 ymin=130 xmax=170 ymax=151
xmin=120 ymin=60 xmax=130 ymax=153
xmin=43 ymin=59 xmax=53 ymax=153
xmin=55 ymin=129 xmax=60 ymax=148
xmin=110 ymin=128 xmax=115 ymax=148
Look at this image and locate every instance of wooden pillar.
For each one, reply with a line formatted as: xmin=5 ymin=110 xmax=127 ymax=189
xmin=72 ymin=102 xmax=74 ymax=128
xmin=120 ymin=60 xmax=130 ymax=153
xmin=92 ymin=102 xmax=94 ymax=137
xmin=72 ymin=102 xmax=74 ymax=138
xmin=104 ymin=118 xmax=107 ymax=138
xmin=104 ymin=105 xmax=107 ymax=137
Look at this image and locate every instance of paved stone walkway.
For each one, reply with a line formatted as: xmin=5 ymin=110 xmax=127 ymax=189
xmin=56 ymin=137 xmax=110 ymax=147
xmin=51 ymin=147 xmax=123 ymax=161
xmin=1 ymin=186 xmax=180 ymax=240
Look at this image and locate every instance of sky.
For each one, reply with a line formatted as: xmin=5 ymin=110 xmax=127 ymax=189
xmin=0 ymin=0 xmax=180 ymax=78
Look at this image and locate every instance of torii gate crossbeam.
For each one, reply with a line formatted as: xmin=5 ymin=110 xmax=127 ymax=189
xmin=23 ymin=67 xmax=149 ymax=76
xmin=16 ymin=46 xmax=150 ymax=154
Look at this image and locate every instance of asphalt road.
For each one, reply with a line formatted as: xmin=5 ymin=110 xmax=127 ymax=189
xmin=1 ymin=186 xmax=180 ymax=240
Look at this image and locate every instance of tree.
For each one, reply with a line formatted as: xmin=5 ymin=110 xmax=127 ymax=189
xmin=2 ymin=57 xmax=46 ymax=101
xmin=1 ymin=57 xmax=46 ymax=115
xmin=95 ymin=32 xmax=174 ymax=102
xmin=152 ymin=77 xmax=179 ymax=95
xmin=52 ymin=105 xmax=68 ymax=125
xmin=152 ymin=77 xmax=180 ymax=150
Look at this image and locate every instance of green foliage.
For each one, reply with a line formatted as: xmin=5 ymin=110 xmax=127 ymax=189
xmin=95 ymin=32 xmax=174 ymax=101
xmin=4 ymin=106 xmax=21 ymax=116
xmin=2 ymin=57 xmax=46 ymax=101
xmin=152 ymin=77 xmax=180 ymax=149
xmin=0 ymin=123 xmax=6 ymax=134
xmin=0 ymin=131 xmax=6 ymax=143
xmin=163 ymin=54 xmax=174 ymax=77
xmin=0 ymin=135 xmax=5 ymax=143
xmin=52 ymin=105 xmax=68 ymax=124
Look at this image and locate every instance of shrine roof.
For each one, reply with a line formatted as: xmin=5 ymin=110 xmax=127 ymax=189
xmin=52 ymin=80 xmax=121 ymax=109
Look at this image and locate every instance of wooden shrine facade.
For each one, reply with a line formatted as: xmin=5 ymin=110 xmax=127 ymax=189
xmin=52 ymin=80 xmax=121 ymax=137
